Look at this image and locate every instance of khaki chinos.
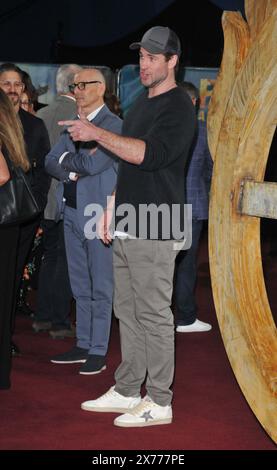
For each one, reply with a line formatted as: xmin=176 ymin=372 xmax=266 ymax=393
xmin=113 ymin=237 xmax=181 ymax=406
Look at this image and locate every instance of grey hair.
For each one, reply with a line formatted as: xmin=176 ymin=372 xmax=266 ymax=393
xmin=56 ymin=64 xmax=83 ymax=94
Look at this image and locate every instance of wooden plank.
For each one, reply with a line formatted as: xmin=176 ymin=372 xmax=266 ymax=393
xmin=208 ymin=0 xmax=277 ymax=443
xmin=238 ymin=180 xmax=277 ymax=219
xmin=207 ymin=12 xmax=249 ymax=160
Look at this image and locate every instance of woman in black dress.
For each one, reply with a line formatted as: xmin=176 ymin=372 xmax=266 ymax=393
xmin=0 ymin=88 xmax=30 ymax=389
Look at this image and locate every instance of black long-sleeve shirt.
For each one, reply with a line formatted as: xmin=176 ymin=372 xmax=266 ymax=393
xmin=115 ymin=87 xmax=196 ymax=239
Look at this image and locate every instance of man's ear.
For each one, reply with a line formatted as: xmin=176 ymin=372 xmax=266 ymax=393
xmin=168 ymin=54 xmax=178 ymax=69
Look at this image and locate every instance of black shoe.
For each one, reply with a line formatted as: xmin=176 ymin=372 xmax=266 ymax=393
xmin=79 ymin=354 xmax=106 ymax=375
xmin=11 ymin=341 xmax=21 ymax=357
xmin=50 ymin=346 xmax=89 ymax=364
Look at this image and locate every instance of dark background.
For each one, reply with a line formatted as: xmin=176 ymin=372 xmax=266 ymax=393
xmin=0 ymin=0 xmax=245 ymax=68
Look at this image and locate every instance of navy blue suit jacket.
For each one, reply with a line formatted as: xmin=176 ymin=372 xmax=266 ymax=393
xmin=45 ymin=105 xmax=122 ymax=232
xmin=186 ymin=120 xmax=213 ymax=220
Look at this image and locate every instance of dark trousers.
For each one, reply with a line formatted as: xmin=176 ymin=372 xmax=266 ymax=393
xmin=35 ymin=219 xmax=72 ymax=329
xmin=11 ymin=215 xmax=41 ymax=333
xmin=0 ymin=225 xmax=19 ymax=389
xmin=173 ymin=219 xmax=203 ymax=325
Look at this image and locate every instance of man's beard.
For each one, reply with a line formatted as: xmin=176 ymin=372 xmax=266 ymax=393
xmin=8 ymin=92 xmax=20 ymax=106
xmin=147 ymin=73 xmax=168 ymax=89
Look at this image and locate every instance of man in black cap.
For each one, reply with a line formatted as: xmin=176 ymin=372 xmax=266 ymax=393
xmin=59 ymin=26 xmax=196 ymax=427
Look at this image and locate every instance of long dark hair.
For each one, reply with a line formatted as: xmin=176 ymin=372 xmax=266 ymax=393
xmin=0 ymin=89 xmax=29 ymax=171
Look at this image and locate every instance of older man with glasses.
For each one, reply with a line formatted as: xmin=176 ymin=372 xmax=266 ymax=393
xmin=45 ymin=67 xmax=122 ymax=375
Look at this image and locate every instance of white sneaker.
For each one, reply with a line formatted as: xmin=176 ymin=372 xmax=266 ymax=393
xmin=114 ymin=396 xmax=172 ymax=427
xmin=176 ymin=319 xmax=212 ymax=333
xmin=81 ymin=386 xmax=141 ymax=413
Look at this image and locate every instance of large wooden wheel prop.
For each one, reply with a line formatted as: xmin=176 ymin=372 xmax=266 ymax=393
xmin=207 ymin=0 xmax=277 ymax=442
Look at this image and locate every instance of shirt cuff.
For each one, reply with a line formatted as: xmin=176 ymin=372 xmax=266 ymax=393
xmin=69 ymin=172 xmax=78 ymax=181
xmin=59 ymin=151 xmax=69 ymax=164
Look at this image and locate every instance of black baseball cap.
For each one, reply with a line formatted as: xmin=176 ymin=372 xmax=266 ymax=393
xmin=129 ymin=26 xmax=181 ymax=57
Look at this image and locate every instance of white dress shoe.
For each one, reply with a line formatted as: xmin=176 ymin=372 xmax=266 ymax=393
xmin=176 ymin=319 xmax=212 ymax=333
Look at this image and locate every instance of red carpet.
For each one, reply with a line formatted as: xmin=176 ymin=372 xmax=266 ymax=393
xmin=0 ymin=230 xmax=276 ymax=451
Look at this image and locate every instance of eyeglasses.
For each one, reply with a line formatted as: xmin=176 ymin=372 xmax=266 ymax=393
xmin=68 ymin=81 xmax=102 ymax=92
xmin=0 ymin=80 xmax=25 ymax=90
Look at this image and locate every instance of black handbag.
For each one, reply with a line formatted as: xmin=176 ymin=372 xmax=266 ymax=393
xmin=0 ymin=165 xmax=40 ymax=225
